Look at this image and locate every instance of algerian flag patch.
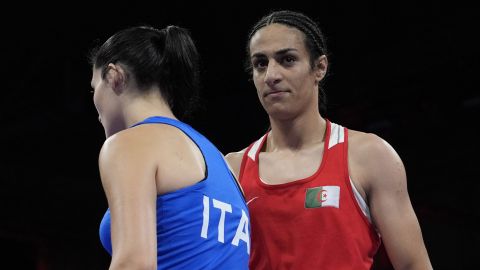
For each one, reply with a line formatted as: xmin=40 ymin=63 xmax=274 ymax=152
xmin=305 ymin=186 xmax=340 ymax=208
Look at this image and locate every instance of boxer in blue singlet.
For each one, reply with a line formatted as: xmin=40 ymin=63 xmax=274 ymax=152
xmin=89 ymin=25 xmax=249 ymax=269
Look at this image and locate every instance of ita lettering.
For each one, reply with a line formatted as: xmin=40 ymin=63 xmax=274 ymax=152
xmin=201 ymin=195 xmax=250 ymax=254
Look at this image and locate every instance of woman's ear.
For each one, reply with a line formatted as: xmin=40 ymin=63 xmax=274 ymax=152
xmin=105 ymin=63 xmax=127 ymax=94
xmin=314 ymin=55 xmax=328 ymax=83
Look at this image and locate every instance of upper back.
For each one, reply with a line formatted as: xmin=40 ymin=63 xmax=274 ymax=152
xmin=133 ymin=116 xmax=250 ymax=269
xmin=132 ymin=120 xmax=206 ymax=195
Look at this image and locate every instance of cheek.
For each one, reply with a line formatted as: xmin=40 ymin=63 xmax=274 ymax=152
xmin=93 ymin=90 xmax=103 ymax=114
xmin=93 ymin=91 xmax=110 ymax=131
xmin=253 ymin=79 xmax=265 ymax=102
xmin=252 ymin=75 xmax=263 ymax=92
xmin=293 ymin=72 xmax=315 ymax=91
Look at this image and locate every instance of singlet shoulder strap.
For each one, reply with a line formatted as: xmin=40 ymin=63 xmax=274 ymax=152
xmin=327 ymin=121 xmax=345 ymax=149
xmin=239 ymin=133 xmax=268 ymax=183
xmin=130 ymin=116 xmax=207 ymax=145
xmin=131 ymin=116 xmax=188 ymax=129
xmin=131 ymin=115 xmax=217 ymax=173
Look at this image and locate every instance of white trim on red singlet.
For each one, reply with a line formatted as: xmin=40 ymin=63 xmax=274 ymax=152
xmin=328 ymin=122 xmax=345 ymax=149
xmin=247 ymin=134 xmax=267 ymax=161
xmin=350 ymin=178 xmax=372 ymax=223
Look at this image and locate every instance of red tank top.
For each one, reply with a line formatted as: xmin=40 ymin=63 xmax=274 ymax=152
xmin=239 ymin=120 xmax=380 ymax=270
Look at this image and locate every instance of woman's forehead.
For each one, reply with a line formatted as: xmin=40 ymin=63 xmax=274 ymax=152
xmin=250 ymin=24 xmax=306 ymax=55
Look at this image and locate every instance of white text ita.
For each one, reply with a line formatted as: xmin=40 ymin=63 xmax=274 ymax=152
xmin=200 ymin=195 xmax=250 ymax=254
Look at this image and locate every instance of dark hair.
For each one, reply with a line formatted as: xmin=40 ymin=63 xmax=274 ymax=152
xmin=245 ymin=10 xmax=329 ymax=115
xmin=89 ymin=25 xmax=200 ymax=119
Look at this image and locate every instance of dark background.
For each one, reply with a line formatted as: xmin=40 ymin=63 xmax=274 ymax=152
xmin=2 ymin=1 xmax=479 ymax=269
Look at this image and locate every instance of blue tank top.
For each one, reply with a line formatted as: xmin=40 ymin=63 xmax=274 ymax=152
xmin=99 ymin=116 xmax=250 ymax=269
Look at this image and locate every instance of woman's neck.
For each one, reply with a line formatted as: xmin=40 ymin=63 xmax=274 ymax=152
xmin=122 ymin=93 xmax=176 ymax=129
xmin=267 ymin=110 xmax=326 ymax=152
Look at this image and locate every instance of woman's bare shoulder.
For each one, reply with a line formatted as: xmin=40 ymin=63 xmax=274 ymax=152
xmin=224 ymin=148 xmax=248 ymax=179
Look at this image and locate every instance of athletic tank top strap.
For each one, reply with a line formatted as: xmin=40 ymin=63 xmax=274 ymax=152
xmin=131 ymin=116 xmax=240 ymax=194
xmin=238 ymin=133 xmax=267 ymax=183
xmin=131 ymin=116 xmax=202 ymax=141
xmin=132 ymin=116 xmax=217 ymax=172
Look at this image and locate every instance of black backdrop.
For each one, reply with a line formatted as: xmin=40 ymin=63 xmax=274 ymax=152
xmin=2 ymin=1 xmax=479 ymax=269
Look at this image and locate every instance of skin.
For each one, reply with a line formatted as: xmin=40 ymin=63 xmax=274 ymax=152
xmin=91 ymin=64 xmax=206 ymax=270
xmin=226 ymin=23 xmax=432 ymax=270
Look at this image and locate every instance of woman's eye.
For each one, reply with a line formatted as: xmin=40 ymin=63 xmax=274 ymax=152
xmin=253 ymin=59 xmax=267 ymax=69
xmin=284 ymin=56 xmax=295 ymax=63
